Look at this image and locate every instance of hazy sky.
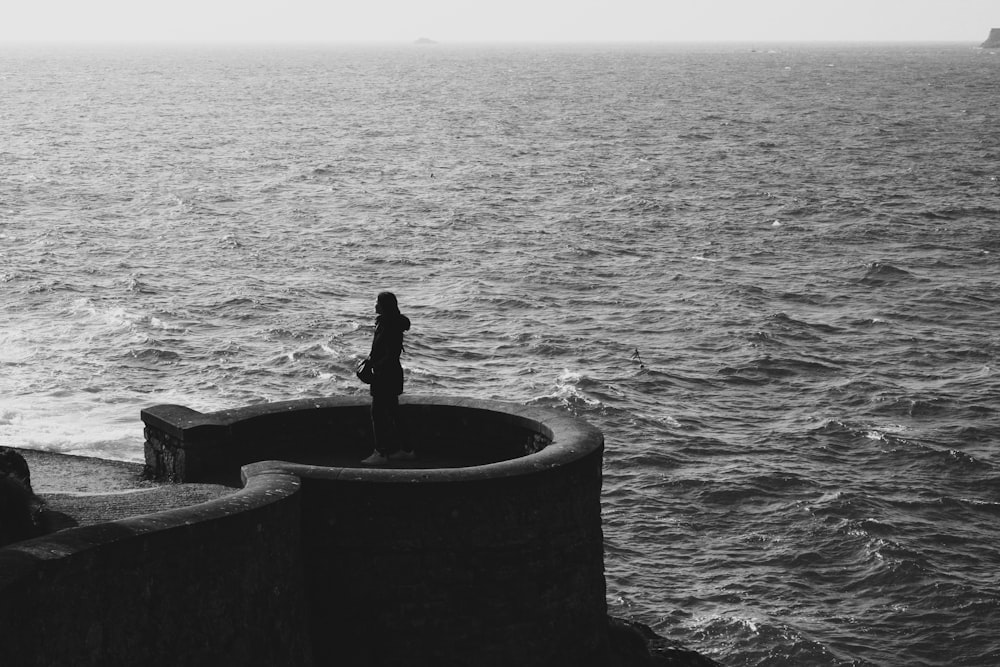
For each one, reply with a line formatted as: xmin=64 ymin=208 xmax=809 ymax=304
xmin=2 ymin=0 xmax=997 ymax=43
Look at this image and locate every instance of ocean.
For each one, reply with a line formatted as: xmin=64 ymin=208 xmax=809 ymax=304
xmin=1 ymin=41 xmax=998 ymax=665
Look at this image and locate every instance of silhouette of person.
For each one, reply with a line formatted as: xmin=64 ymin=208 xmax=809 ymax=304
xmin=360 ymin=292 xmax=414 ymax=465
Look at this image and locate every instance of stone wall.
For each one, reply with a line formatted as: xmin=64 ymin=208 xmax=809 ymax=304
xmin=2 ymin=397 xmax=609 ymax=667
xmin=0 ymin=470 xmax=310 ymax=666
xmin=141 ymin=396 xmax=561 ymax=484
xmin=269 ymin=448 xmax=607 ymax=666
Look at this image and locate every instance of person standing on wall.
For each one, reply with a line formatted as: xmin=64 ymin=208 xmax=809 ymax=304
xmin=358 ymin=291 xmax=414 ymax=465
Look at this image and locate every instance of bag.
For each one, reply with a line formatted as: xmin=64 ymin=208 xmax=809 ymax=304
xmin=355 ymin=358 xmax=375 ymax=384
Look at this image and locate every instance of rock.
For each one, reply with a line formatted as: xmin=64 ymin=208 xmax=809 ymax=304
xmin=608 ymin=616 xmax=724 ymax=667
xmin=0 ymin=447 xmax=46 ymax=547
xmin=981 ymin=29 xmax=1000 ymax=48
xmin=0 ymin=447 xmax=33 ymax=492
xmin=0 ymin=474 xmax=39 ymax=547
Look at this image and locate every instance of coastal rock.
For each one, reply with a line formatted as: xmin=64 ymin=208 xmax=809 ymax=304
xmin=0 ymin=447 xmax=45 ymax=546
xmin=0 ymin=447 xmax=46 ymax=547
xmin=608 ymin=617 xmax=724 ymax=667
xmin=981 ymin=28 xmax=1000 ymax=48
xmin=0 ymin=475 xmax=37 ymax=546
xmin=0 ymin=447 xmax=33 ymax=491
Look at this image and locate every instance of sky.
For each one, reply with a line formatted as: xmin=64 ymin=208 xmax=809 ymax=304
xmin=1 ymin=0 xmax=997 ymax=44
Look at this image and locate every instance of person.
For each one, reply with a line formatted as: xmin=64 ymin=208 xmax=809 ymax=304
xmin=360 ymin=292 xmax=414 ymax=465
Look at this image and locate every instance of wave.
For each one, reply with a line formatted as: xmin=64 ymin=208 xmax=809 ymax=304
xmin=918 ymin=205 xmax=999 ymax=220
xmin=26 ymin=280 xmax=85 ymax=294
xmin=848 ymin=550 xmax=932 ymax=592
xmin=122 ymin=273 xmax=156 ymax=294
xmin=886 ymin=492 xmax=1000 ymax=517
xmin=526 ymin=369 xmax=606 ymax=411
xmin=265 ymin=341 xmax=343 ymax=368
xmin=718 ymin=354 xmax=840 ymax=382
xmin=686 ymin=614 xmax=848 ymax=667
xmin=124 ymin=348 xmax=181 ymax=362
xmin=859 ymin=262 xmax=914 ymax=285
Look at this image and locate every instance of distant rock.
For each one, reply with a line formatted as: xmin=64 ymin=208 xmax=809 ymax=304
xmin=981 ymin=28 xmax=1000 ymax=48
xmin=414 ymin=37 xmax=438 ymax=45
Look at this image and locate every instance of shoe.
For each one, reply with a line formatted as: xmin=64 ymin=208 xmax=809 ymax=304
xmin=388 ymin=450 xmax=416 ymax=461
xmin=360 ymin=452 xmax=389 ymax=466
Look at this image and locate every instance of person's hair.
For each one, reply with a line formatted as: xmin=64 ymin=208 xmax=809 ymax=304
xmin=377 ymin=291 xmax=400 ymax=314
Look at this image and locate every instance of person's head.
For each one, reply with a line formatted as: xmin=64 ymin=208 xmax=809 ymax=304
xmin=376 ymin=291 xmax=399 ymax=315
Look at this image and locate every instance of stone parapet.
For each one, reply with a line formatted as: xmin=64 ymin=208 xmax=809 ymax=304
xmin=141 ymin=395 xmax=569 ymax=484
xmin=5 ymin=396 xmax=614 ymax=667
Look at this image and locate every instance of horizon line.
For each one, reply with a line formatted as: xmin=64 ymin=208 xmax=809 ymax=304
xmin=0 ymin=37 xmax=991 ymax=47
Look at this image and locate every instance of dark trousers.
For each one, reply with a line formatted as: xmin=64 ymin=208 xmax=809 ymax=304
xmin=371 ymin=393 xmax=402 ymax=456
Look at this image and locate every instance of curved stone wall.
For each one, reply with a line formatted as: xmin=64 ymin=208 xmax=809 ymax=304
xmin=285 ymin=457 xmax=607 ymax=666
xmin=140 ymin=395 xmax=583 ymax=484
xmin=248 ymin=398 xmax=608 ymax=666
xmin=2 ymin=396 xmax=607 ymax=667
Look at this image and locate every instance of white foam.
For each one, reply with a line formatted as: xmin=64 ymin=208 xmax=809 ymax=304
xmin=0 ymin=390 xmax=212 ymax=463
xmin=0 ymin=333 xmax=38 ymax=365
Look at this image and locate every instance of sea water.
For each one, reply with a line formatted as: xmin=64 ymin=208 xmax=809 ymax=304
xmin=1 ymin=42 xmax=998 ymax=666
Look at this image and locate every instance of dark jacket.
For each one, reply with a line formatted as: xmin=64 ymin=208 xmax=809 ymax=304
xmin=369 ymin=312 xmax=410 ymax=396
